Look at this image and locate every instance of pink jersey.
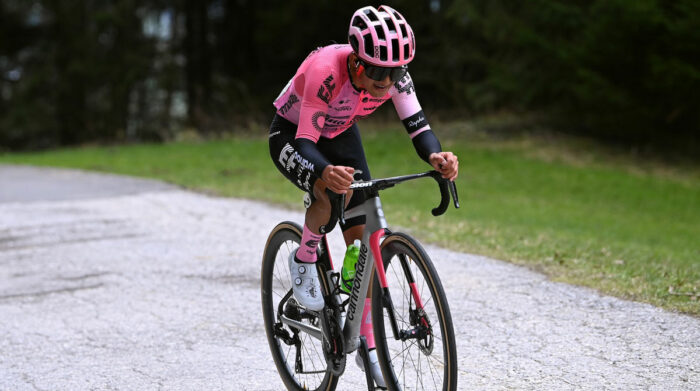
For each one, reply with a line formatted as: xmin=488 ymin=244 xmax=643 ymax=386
xmin=273 ymin=44 xmax=430 ymax=143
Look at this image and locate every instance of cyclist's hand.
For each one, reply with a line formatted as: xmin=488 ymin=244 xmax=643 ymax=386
xmin=429 ymin=152 xmax=459 ymax=181
xmin=322 ymin=165 xmax=355 ymax=194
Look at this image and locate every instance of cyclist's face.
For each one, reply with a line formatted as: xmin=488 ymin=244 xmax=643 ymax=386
xmin=349 ymin=53 xmax=394 ymax=98
xmin=362 ymin=72 xmax=393 ymax=98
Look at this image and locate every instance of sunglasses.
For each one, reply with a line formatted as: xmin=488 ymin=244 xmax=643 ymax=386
xmin=358 ymin=59 xmax=408 ymax=82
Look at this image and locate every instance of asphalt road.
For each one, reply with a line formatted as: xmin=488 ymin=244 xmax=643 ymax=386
xmin=1 ymin=164 xmax=698 ymax=390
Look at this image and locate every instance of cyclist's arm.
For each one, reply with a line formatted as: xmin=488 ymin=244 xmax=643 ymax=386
xmin=390 ymin=72 xmax=442 ymax=163
xmin=290 ymin=59 xmax=334 ymax=176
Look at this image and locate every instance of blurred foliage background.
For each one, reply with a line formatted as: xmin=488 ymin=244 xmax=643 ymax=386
xmin=1 ymin=0 xmax=698 ymax=151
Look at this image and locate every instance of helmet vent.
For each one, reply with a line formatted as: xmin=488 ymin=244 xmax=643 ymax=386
xmin=385 ymin=18 xmax=396 ymax=33
xmin=376 ymin=26 xmax=386 ymax=41
xmin=349 ymin=35 xmax=359 ymax=52
xmin=400 ymin=24 xmax=408 ymax=39
xmin=353 ymin=16 xmax=367 ymax=30
xmin=363 ymin=34 xmax=374 ymax=58
xmin=380 ymin=45 xmax=388 ymax=62
xmin=365 ymin=9 xmax=379 ymax=22
xmin=391 ymin=39 xmax=399 ymax=62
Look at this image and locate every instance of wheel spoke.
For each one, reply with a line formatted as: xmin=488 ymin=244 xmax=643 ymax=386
xmin=262 ymin=226 xmax=331 ymax=390
xmin=374 ymin=239 xmax=454 ymax=391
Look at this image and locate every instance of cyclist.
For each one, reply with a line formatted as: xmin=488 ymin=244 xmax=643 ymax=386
xmin=268 ymin=5 xmax=458 ymax=387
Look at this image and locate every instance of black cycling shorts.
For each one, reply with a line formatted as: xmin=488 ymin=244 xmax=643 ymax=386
xmin=269 ymin=113 xmax=371 ymax=230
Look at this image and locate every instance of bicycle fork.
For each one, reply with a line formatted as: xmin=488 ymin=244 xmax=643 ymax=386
xmin=370 ymin=230 xmax=430 ymax=345
xmin=341 ymin=196 xmax=431 ymax=349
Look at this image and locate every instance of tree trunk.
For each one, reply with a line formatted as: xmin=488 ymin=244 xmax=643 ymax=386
xmin=184 ymin=0 xmax=211 ymax=133
xmin=52 ymin=0 xmax=88 ymax=145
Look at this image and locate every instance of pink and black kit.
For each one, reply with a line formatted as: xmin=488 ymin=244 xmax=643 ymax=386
xmin=269 ymin=44 xmax=442 ymax=230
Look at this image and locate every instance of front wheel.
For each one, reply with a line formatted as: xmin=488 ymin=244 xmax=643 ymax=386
xmin=372 ymin=233 xmax=458 ymax=391
xmin=261 ymin=221 xmax=338 ymax=391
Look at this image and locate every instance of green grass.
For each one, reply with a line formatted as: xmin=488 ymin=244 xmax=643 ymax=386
xmin=1 ymin=122 xmax=698 ymax=315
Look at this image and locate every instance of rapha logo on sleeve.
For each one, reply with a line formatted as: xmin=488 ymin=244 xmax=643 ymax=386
xmin=408 ymin=116 xmax=425 ymax=128
xmin=402 ymin=110 xmax=428 ymax=132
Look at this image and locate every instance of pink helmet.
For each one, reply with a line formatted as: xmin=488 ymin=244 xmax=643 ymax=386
xmin=348 ymin=5 xmax=416 ymax=67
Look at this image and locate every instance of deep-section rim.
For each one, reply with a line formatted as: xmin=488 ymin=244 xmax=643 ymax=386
xmin=261 ymin=221 xmax=338 ymax=391
xmin=372 ymin=232 xmax=458 ymax=391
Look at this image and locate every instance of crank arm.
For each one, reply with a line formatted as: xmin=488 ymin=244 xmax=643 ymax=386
xmin=280 ymin=315 xmax=323 ymax=341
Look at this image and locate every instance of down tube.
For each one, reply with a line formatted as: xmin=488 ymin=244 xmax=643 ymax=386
xmin=341 ymin=228 xmax=375 ymax=353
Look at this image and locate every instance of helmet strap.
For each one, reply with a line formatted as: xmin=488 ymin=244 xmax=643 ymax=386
xmin=348 ymin=54 xmax=364 ymax=92
xmin=350 ymin=54 xmax=363 ymax=77
xmin=355 ymin=64 xmax=364 ymax=78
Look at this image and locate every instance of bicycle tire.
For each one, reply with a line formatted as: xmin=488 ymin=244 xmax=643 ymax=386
xmin=372 ymin=232 xmax=458 ymax=391
xmin=261 ymin=221 xmax=339 ymax=391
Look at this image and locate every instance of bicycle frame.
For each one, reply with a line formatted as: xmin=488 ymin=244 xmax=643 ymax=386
xmin=279 ymin=170 xmax=458 ymax=356
xmin=276 ymin=195 xmax=389 ymax=353
xmin=340 ymin=194 xmax=388 ymax=352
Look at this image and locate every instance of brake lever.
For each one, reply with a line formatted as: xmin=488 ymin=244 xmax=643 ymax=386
xmin=429 ymin=171 xmax=459 ymax=216
xmin=449 ymin=180 xmax=460 ymax=209
xmin=339 ymin=193 xmax=346 ymax=226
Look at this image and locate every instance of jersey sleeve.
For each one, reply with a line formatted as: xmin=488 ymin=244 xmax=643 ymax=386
xmin=293 ymin=59 xmax=339 ymax=177
xmin=391 ymin=72 xmax=431 ymax=138
xmin=295 ymin=61 xmax=338 ymax=143
xmin=390 ymin=72 xmax=442 ymax=163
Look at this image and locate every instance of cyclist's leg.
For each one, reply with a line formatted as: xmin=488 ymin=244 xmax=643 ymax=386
xmin=317 ymin=123 xmax=370 ymax=244
xmin=269 ymin=114 xmax=329 ymax=309
xmin=320 ymin=123 xmax=372 ymax=295
xmin=269 ymin=114 xmax=318 ymax=196
xmin=270 ymin=113 xmax=357 ymax=254
xmin=305 ymin=180 xmax=348 ymax=236
xmin=270 ymin=113 xmax=331 ymax=250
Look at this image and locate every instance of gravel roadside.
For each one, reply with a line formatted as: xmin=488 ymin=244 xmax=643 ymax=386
xmin=1 ymin=165 xmax=698 ymax=390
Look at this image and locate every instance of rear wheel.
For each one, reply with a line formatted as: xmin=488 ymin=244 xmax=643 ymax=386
xmin=261 ymin=222 xmax=338 ymax=391
xmin=372 ymin=233 xmax=458 ymax=391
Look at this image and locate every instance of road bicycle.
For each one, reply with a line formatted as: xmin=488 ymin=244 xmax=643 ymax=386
xmin=261 ymin=170 xmax=460 ymax=390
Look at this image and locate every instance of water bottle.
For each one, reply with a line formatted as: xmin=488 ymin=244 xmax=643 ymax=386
xmin=341 ymin=239 xmax=361 ymax=293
